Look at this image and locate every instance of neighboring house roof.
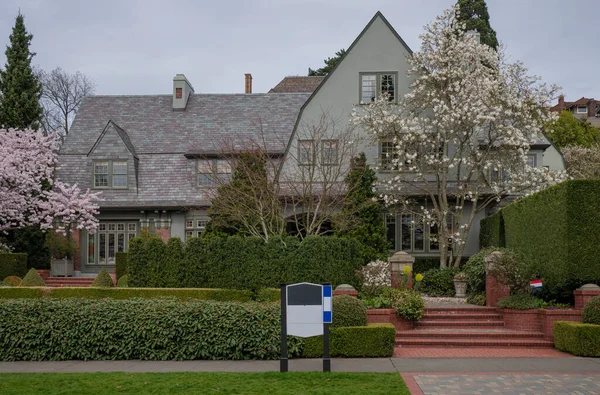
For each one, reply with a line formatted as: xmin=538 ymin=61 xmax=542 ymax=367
xmin=550 ymin=96 xmax=599 ymax=112
xmin=268 ymin=76 xmax=325 ymax=93
xmin=62 ymin=93 xmax=310 ymax=155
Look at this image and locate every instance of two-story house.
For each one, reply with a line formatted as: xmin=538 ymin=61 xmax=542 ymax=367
xmin=551 ymin=95 xmax=600 ymax=128
xmin=57 ymin=12 xmax=564 ymax=276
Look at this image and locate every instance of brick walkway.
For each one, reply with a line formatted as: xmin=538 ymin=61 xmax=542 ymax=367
xmin=395 ymin=347 xmax=572 ymax=358
xmin=403 ymin=373 xmax=600 ymax=395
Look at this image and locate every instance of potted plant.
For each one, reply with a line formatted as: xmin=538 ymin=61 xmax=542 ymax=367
xmin=453 ymin=272 xmax=468 ymax=298
xmin=45 ymin=230 xmax=76 ymax=277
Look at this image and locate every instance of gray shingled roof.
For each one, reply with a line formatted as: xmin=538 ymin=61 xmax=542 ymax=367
xmin=57 ymin=92 xmax=310 ymax=209
xmin=62 ymin=93 xmax=311 ymax=155
xmin=269 ymin=76 xmax=325 ymax=93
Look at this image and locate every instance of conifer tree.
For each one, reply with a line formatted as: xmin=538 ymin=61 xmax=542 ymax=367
xmin=0 ymin=13 xmax=43 ymax=129
xmin=456 ymin=0 xmax=499 ymax=50
xmin=336 ymin=153 xmax=389 ymax=259
xmin=308 ymin=49 xmax=346 ymax=76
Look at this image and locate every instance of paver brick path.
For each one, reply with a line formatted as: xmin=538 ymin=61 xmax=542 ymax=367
xmin=395 ymin=347 xmax=572 ymax=358
xmin=411 ymin=373 xmax=600 ymax=395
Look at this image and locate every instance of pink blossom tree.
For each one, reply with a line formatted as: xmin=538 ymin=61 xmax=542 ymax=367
xmin=0 ymin=128 xmax=101 ymax=233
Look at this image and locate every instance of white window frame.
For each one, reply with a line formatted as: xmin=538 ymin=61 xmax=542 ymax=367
xmin=359 ymin=72 xmax=398 ymax=104
xmin=526 ymin=154 xmax=537 ymax=168
xmin=185 ymin=218 xmax=208 ymax=240
xmin=577 ymin=105 xmax=588 ymax=114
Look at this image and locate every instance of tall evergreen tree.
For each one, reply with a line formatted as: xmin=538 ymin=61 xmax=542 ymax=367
xmin=335 ymin=153 xmax=389 ymax=260
xmin=308 ymin=49 xmax=346 ymax=76
xmin=0 ymin=13 xmax=43 ymax=129
xmin=456 ymin=0 xmax=499 ymax=50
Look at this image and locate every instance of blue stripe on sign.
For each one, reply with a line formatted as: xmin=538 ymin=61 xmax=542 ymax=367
xmin=323 ymin=285 xmax=332 ymax=298
xmin=323 ymin=311 xmax=332 ymax=323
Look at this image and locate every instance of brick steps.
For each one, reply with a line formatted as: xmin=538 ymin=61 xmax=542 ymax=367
xmin=395 ymin=306 xmax=553 ymax=349
xmin=415 ymin=319 xmax=505 ymax=328
xmin=396 ymin=338 xmax=554 ymax=348
xmin=45 ymin=277 xmax=96 ymax=287
xmin=396 ymin=330 xmax=545 ymax=339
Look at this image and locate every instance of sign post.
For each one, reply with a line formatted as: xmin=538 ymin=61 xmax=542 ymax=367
xmin=280 ymin=282 xmax=332 ymax=373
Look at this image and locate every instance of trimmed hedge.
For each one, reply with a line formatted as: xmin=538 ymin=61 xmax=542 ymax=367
xmin=115 ymin=252 xmax=128 ymax=280
xmin=331 ymin=295 xmax=367 ymax=328
xmin=0 ymin=287 xmax=253 ymax=301
xmin=497 ymin=293 xmax=544 ymax=310
xmin=0 ymin=287 xmax=44 ymax=299
xmin=0 ymin=298 xmax=303 ymax=361
xmin=91 ymin=268 xmax=114 ymax=287
xmin=582 ymin=296 xmax=600 ymax=325
xmin=0 ymin=253 xmax=27 ymax=280
xmin=2 ymin=276 xmax=22 ymax=286
xmin=420 ymin=268 xmax=458 ymax=297
xmin=255 ymin=288 xmax=280 ymax=302
xmin=479 ymin=180 xmax=600 ymax=301
xmin=117 ymin=274 xmax=128 ymax=288
xmin=554 ymin=321 xmax=600 ymax=357
xmin=302 ymin=324 xmax=395 ymax=358
xmin=129 ymin=234 xmax=368 ymax=290
xmin=413 ymin=258 xmax=440 ymax=274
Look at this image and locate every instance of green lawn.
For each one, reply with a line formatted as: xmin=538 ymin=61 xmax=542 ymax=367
xmin=0 ymin=372 xmax=409 ymax=394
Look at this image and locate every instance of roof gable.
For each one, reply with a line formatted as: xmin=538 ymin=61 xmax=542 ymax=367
xmin=269 ymin=76 xmax=325 ymax=93
xmin=87 ymin=120 xmax=137 ymax=158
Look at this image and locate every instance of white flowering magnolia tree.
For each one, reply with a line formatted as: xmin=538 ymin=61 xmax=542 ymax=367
xmin=351 ymin=7 xmax=567 ymax=268
xmin=0 ymin=129 xmax=101 ymax=234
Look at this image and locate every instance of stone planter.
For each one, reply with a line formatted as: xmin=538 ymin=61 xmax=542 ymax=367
xmin=453 ymin=279 xmax=468 ymax=298
xmin=51 ymin=259 xmax=74 ymax=277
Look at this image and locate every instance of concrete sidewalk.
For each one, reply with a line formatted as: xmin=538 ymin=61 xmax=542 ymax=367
xmin=1 ymin=357 xmax=599 ymax=374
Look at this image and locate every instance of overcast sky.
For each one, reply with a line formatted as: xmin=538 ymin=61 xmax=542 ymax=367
xmin=0 ymin=0 xmax=596 ymax=104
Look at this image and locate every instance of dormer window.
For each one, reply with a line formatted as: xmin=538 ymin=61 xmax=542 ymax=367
xmin=360 ymin=72 xmax=397 ymax=103
xmin=577 ymin=105 xmax=587 ymax=114
xmin=93 ymin=160 xmax=128 ymax=189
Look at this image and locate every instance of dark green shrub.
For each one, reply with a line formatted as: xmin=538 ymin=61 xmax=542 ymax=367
xmin=413 ymin=258 xmax=440 ymax=274
xmin=332 ymin=295 xmax=367 ymax=328
xmin=463 ymin=249 xmax=490 ymax=293
xmin=254 ymin=288 xmax=280 ymax=302
xmin=582 ymin=296 xmax=600 ymax=325
xmin=91 ymin=268 xmax=114 ymax=288
xmin=302 ymin=324 xmax=395 ymax=358
xmin=390 ymin=289 xmax=424 ymax=321
xmin=497 ymin=293 xmax=544 ymax=310
xmin=117 ymin=274 xmax=128 ymax=288
xmin=19 ymin=268 xmax=45 ymax=287
xmin=2 ymin=276 xmax=22 ymax=286
xmin=0 ymin=253 xmax=27 ymax=280
xmin=479 ymin=210 xmax=505 ymax=248
xmin=0 ymin=298 xmax=303 ymax=361
xmin=420 ymin=268 xmax=457 ymax=297
xmin=115 ymin=252 xmax=128 ymax=280
xmin=486 ymin=250 xmax=533 ymax=295
xmin=554 ymin=321 xmax=600 ymax=357
xmin=0 ymin=287 xmax=45 ymax=298
xmin=484 ymin=180 xmax=600 ymax=302
xmin=466 ymin=292 xmax=486 ymax=306
xmin=5 ymin=227 xmax=49 ymax=269
xmin=163 ymin=238 xmax=185 ymax=288
xmin=134 ymin=235 xmax=367 ymax=290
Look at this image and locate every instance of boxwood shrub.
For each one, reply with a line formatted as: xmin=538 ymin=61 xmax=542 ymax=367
xmin=115 ymin=252 xmax=128 ymax=280
xmin=302 ymin=324 xmax=395 ymax=358
xmin=0 ymin=287 xmax=253 ymax=301
xmin=554 ymin=321 xmax=600 ymax=357
xmin=0 ymin=298 xmax=304 ymax=361
xmin=496 ymin=293 xmax=544 ymax=310
xmin=19 ymin=268 xmax=45 ymax=287
xmin=420 ymin=268 xmax=458 ymax=297
xmin=582 ymin=296 xmax=600 ymax=325
xmin=0 ymin=253 xmax=27 ymax=280
xmin=331 ymin=295 xmax=367 ymax=328
xmin=129 ymin=234 xmax=368 ymax=290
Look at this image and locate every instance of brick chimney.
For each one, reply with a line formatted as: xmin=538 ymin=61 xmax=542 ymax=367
xmin=245 ymin=73 xmax=252 ymax=94
xmin=558 ymin=95 xmax=565 ymax=110
xmin=588 ymin=98 xmax=595 ymax=118
xmin=172 ymin=74 xmax=194 ymax=111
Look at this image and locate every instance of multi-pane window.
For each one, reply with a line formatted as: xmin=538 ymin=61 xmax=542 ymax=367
xmin=185 ymin=218 xmax=208 ymax=239
xmin=360 ymin=72 xmax=397 ymax=103
xmin=380 ymin=140 xmax=398 ymax=170
xmin=298 ymin=140 xmax=314 ymax=165
xmin=87 ymin=222 xmax=137 ymax=265
xmin=321 ymin=140 xmax=338 ymax=165
xmin=526 ymin=154 xmax=536 ymax=168
xmin=385 ymin=212 xmax=441 ymax=253
xmin=577 ymin=105 xmax=587 ymax=114
xmin=385 ymin=213 xmax=396 ymax=250
xmin=198 ymin=159 xmax=232 ymax=186
xmin=94 ymin=160 xmax=127 ymax=188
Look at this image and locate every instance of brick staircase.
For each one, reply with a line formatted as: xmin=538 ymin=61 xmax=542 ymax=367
xmin=395 ymin=306 xmax=554 ymax=348
xmin=44 ymin=277 xmax=96 ymax=287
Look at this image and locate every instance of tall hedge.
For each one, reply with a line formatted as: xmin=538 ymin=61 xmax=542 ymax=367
xmin=129 ymin=235 xmax=367 ymax=290
xmin=0 ymin=253 xmax=27 ymax=280
xmin=115 ymin=252 xmax=128 ymax=280
xmin=0 ymin=298 xmax=303 ymax=361
xmin=479 ymin=211 xmax=505 ymax=248
xmin=480 ymin=180 xmax=600 ymax=300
